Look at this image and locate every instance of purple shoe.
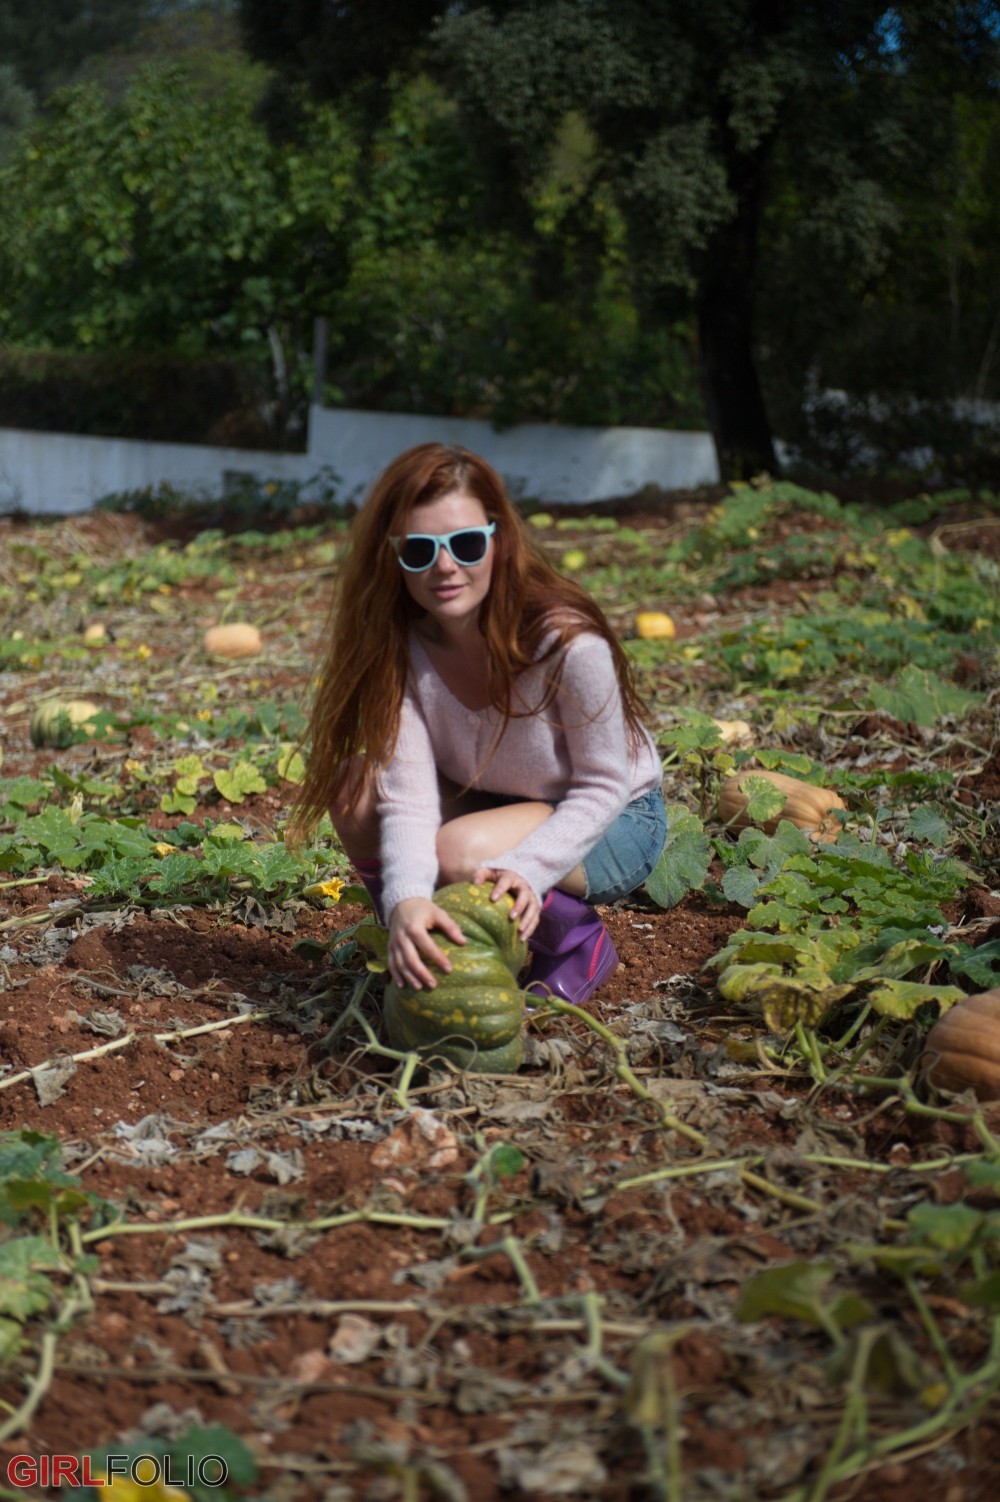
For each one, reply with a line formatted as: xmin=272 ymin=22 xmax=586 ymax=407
xmin=525 ymin=889 xmax=619 ymax=1004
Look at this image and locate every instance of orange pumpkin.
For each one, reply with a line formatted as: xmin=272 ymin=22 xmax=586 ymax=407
xmin=920 ymin=989 xmax=1000 ymax=1101
xmin=717 ymin=769 xmax=846 ymax=842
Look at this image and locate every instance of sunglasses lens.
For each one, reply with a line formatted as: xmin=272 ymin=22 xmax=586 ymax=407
xmin=398 ymin=536 xmax=436 ymax=570
xmin=449 ymin=529 xmax=489 ymax=564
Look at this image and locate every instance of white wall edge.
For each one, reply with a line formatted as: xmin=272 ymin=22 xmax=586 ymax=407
xmin=0 ymin=406 xmax=721 ymax=517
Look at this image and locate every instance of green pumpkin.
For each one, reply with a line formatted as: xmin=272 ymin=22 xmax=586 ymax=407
xmin=29 ymin=699 xmax=102 ymax=749
xmin=383 ymin=881 xmax=528 ymax=1073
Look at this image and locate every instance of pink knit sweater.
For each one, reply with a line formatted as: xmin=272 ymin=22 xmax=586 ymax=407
xmin=376 ymin=628 xmax=663 ymax=916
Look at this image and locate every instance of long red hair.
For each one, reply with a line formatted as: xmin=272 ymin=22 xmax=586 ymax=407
xmin=290 ymin=443 xmax=649 ymax=837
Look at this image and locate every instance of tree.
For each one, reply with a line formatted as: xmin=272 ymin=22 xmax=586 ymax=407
xmin=238 ymin=0 xmax=999 ymax=479
xmin=0 ymin=61 xmax=357 ymax=366
xmin=0 ymin=0 xmax=153 ymax=100
xmin=0 ymin=65 xmax=34 ymax=162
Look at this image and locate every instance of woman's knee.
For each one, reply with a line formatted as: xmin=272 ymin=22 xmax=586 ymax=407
xmin=435 ymin=820 xmax=484 ymax=884
xmin=436 ymin=803 xmax=553 ymax=884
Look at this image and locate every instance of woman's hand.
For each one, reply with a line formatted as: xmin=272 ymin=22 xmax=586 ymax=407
xmin=387 ymin=897 xmax=466 ymax=990
xmin=473 ymin=866 xmax=541 ymax=940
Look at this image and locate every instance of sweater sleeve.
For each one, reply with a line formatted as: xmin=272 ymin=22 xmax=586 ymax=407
xmin=487 ymin=633 xmax=633 ymax=899
xmin=375 ymin=686 xmax=442 ymax=917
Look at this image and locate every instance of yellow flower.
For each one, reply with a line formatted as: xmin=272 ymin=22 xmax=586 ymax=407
xmin=136 ymin=643 xmax=153 ymax=661
xmin=153 ymin=842 xmax=175 ymax=857
xmin=305 ymin=877 xmax=345 ymax=902
xmin=90 ymin=1465 xmax=190 ymax=1500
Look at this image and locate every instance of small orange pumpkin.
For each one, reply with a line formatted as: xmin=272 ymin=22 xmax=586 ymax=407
xmin=920 ymin=989 xmax=1000 ymax=1101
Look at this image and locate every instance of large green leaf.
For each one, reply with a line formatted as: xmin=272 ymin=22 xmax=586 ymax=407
xmin=644 ymin=805 xmax=711 ymax=909
xmin=870 ymin=665 xmax=980 ymax=727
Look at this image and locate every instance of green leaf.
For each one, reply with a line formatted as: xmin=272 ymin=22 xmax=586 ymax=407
xmin=949 ymin=941 xmax=1000 ymax=989
xmin=907 ymin=1202 xmax=982 ymax=1254
xmin=0 ymin=1316 xmax=25 ymax=1362
xmin=356 ymin=919 xmax=389 ymax=969
xmin=213 ymin=761 xmax=267 ymax=804
xmin=722 ymin=864 xmax=763 ymax=907
xmin=737 ymin=1262 xmax=837 ymax=1328
xmin=961 ymin=1271 xmax=1000 ymax=1310
xmin=715 ymin=962 xmax=783 ymax=1002
xmin=644 ymin=806 xmax=711 ymax=908
xmin=825 ymin=1325 xmax=927 ymax=1395
xmin=171 ymin=1424 xmax=258 ymax=1489
xmin=964 ymin=1161 xmax=1000 ymax=1193
xmin=849 ymin=938 xmax=957 ymax=983
xmin=903 ymin=806 xmax=952 ymax=845
xmin=870 ymin=665 xmax=980 ymax=728
xmin=160 ymin=790 xmax=197 ymax=815
xmin=739 ymin=776 xmax=790 ymax=825
xmin=276 ymin=744 xmax=306 ymax=784
xmin=754 ymin=750 xmax=816 ymax=777
xmin=0 ymin=1234 xmax=61 ymax=1320
xmin=489 ymin=1145 xmax=526 ymax=1179
xmin=760 ymin=978 xmax=853 ymax=1032
xmin=865 ymin=979 xmax=965 ymax=1019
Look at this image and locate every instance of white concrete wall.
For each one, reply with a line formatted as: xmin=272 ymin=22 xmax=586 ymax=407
xmin=309 ymin=406 xmax=720 ymax=506
xmin=0 ymin=407 xmax=721 ymax=517
xmin=0 ymin=427 xmax=314 ymax=516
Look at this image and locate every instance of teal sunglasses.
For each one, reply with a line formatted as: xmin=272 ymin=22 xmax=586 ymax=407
xmin=391 ymin=523 xmax=496 ymax=573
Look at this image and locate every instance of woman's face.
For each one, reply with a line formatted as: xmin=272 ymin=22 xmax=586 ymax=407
xmin=399 ymin=488 xmax=495 ymax=633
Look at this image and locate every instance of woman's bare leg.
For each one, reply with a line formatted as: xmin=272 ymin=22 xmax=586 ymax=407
xmin=327 ymin=755 xmax=380 ymax=862
xmin=331 ymin=763 xmax=585 ymax=895
xmin=436 ymin=801 xmax=587 ymax=897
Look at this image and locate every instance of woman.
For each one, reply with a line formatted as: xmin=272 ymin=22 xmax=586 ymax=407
xmin=292 ymin=443 xmax=666 ymax=1004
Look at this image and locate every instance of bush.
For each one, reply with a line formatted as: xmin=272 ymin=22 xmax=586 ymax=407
xmin=0 ymin=348 xmax=290 ymax=448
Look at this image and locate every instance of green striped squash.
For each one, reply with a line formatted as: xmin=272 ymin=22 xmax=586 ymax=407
xmin=383 ymin=882 xmax=528 ymax=1073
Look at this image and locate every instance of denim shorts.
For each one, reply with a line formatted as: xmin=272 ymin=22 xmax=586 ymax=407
xmin=582 ymin=785 xmax=667 ymax=904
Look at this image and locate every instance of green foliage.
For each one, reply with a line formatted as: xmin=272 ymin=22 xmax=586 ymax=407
xmin=0 ymin=805 xmax=331 ymax=907
xmin=84 ymin=1423 xmax=257 ymax=1501
xmin=242 ymin=0 xmax=1000 ymax=473
xmin=870 ymin=665 xmax=982 ymax=728
xmin=645 ymin=806 xmax=713 ymax=910
xmin=0 ymin=54 xmax=701 ymax=433
xmin=0 ymin=62 xmax=331 ymax=354
xmin=0 ymin=0 xmax=150 ymax=99
xmin=0 ymin=1130 xmax=112 ymax=1365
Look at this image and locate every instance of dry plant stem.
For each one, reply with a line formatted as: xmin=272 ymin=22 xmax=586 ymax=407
xmin=739 ymin=1168 xmax=823 ymax=1216
xmin=853 ymin=1074 xmax=1000 ymax=1155
xmin=0 ymin=1009 xmax=271 ymax=1094
xmin=783 ymin=1347 xmax=1000 ymax=1502
xmin=829 ymin=1002 xmax=875 ymax=1056
xmin=319 ymin=973 xmax=375 ymax=1051
xmin=80 ymin=1205 xmax=452 ymax=1245
xmin=460 ymin=1236 xmax=541 ymax=1304
xmin=0 ymin=1293 xmax=87 ymax=1444
xmin=794 ymin=1022 xmax=828 ymax=1082
xmin=614 ymin=1156 xmax=749 ymax=1193
xmin=0 ymin=1331 xmax=58 ymax=1445
xmin=541 ymin=999 xmax=708 ymax=1147
xmin=905 ymin=1274 xmax=961 ymax=1385
xmin=579 ymin=1291 xmax=630 ymax=1389
xmin=803 ymin=1152 xmax=981 ymax=1175
xmin=805 ymin=1326 xmax=876 ymax=1502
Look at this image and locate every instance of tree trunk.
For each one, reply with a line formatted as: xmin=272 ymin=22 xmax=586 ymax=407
xmin=696 ymin=146 xmax=778 ymax=482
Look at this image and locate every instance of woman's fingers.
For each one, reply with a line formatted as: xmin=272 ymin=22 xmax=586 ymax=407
xmin=388 ymin=898 xmax=465 ymax=990
xmin=473 ymin=866 xmax=540 ymax=939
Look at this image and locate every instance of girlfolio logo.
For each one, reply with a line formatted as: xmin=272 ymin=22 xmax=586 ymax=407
xmin=6 ymin=1452 xmax=229 ymax=1488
